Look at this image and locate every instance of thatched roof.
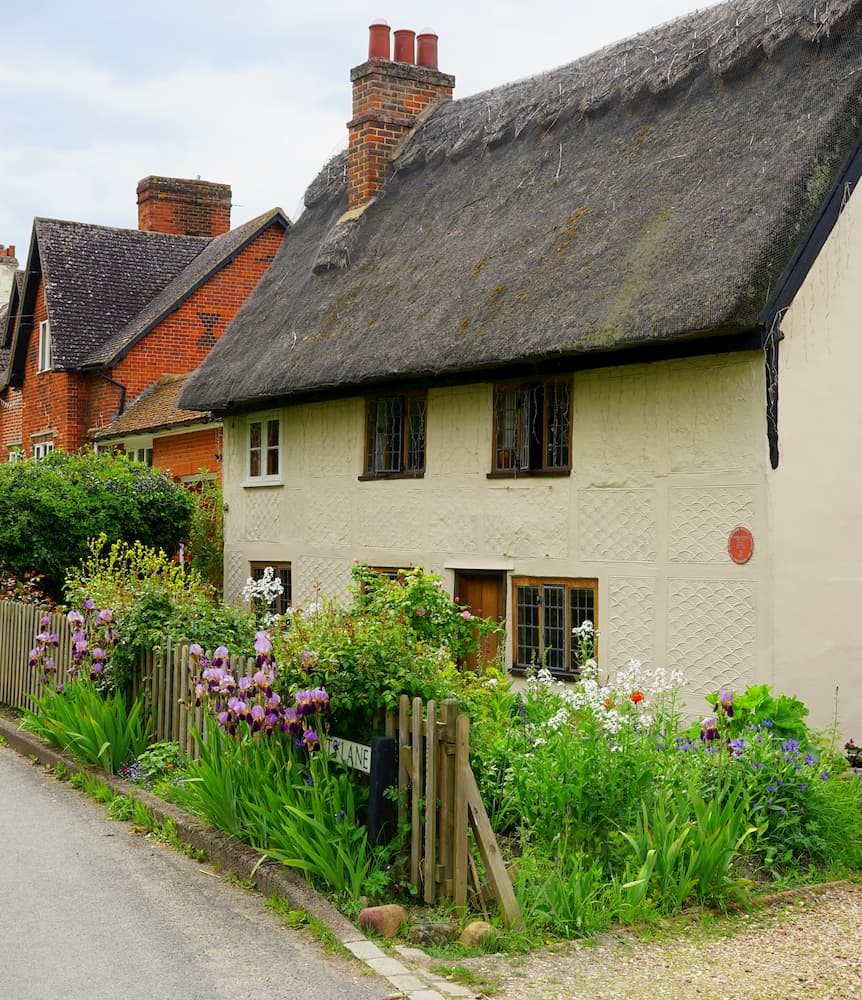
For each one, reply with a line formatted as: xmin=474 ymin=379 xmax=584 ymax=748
xmin=182 ymin=0 xmax=862 ymax=413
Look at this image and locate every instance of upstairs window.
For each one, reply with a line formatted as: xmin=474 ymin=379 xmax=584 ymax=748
xmin=492 ymin=378 xmax=571 ymax=474
xmin=33 ymin=440 xmax=54 ymax=460
xmin=38 ymin=321 xmax=53 ymax=373
xmin=248 ymin=416 xmax=280 ymax=482
xmin=363 ymin=392 xmax=426 ymax=478
xmin=513 ymin=576 xmax=596 ymax=675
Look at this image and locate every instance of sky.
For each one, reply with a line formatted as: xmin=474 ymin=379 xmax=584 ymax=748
xmin=1 ymin=0 xmax=706 ymax=261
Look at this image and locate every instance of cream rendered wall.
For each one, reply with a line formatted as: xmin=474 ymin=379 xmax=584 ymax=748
xmin=769 ymin=183 xmax=862 ymax=740
xmin=223 ymin=349 xmax=770 ymax=716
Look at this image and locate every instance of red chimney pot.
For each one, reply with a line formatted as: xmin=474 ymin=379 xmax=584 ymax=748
xmin=393 ymin=29 xmax=416 ymax=64
xmin=368 ymin=20 xmax=391 ymax=60
xmin=416 ymin=31 xmax=438 ymax=69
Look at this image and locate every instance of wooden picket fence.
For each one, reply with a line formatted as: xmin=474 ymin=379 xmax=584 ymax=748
xmin=0 ymin=603 xmax=75 ymax=711
xmin=386 ymin=694 xmax=522 ymax=928
xmin=1 ymin=602 xmax=520 ymax=924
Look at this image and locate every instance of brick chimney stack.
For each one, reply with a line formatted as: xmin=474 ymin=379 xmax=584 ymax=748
xmin=0 ymin=245 xmax=18 ymax=306
xmin=137 ymin=176 xmax=232 ymax=238
xmin=347 ymin=22 xmax=454 ymax=210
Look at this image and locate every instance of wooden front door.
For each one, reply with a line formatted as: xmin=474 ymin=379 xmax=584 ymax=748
xmin=454 ymin=571 xmax=506 ymax=671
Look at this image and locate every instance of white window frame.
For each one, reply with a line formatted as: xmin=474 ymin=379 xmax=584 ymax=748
xmin=32 ymin=440 xmax=54 ymax=460
xmin=38 ymin=321 xmax=53 ymax=373
xmin=7 ymin=446 xmax=23 ymax=463
xmin=244 ymin=413 xmax=282 ymax=486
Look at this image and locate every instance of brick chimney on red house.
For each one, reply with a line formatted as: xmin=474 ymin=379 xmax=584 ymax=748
xmin=347 ymin=22 xmax=455 ymax=210
xmin=136 ymin=176 xmax=232 ymax=237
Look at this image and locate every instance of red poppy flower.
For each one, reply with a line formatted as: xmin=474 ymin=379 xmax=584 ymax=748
xmin=630 ymin=690 xmax=644 ymax=704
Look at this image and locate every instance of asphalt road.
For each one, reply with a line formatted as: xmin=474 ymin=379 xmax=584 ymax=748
xmin=0 ymin=747 xmax=390 ymax=1000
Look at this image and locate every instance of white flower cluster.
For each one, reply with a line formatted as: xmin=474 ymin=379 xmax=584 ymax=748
xmin=241 ymin=567 xmax=284 ymax=626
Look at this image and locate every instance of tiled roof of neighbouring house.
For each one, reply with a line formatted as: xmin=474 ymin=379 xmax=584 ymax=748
xmin=93 ymin=374 xmax=212 ymax=439
xmin=182 ymin=0 xmax=862 ymax=412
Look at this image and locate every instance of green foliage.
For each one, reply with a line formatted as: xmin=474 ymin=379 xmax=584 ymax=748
xmin=21 ymin=679 xmax=150 ymax=773
xmin=703 ymin=684 xmax=810 ymax=744
xmin=0 ymin=449 xmax=194 ymax=600
xmin=185 ymin=476 xmax=224 ymax=594
xmin=171 ymin=720 xmax=385 ymax=900
xmin=65 ymin=536 xmax=256 ymax=688
xmin=515 ymin=849 xmax=619 ymax=938
xmin=618 ymin=783 xmax=757 ymax=913
xmin=119 ymin=741 xmax=186 ymax=789
xmin=273 ymin=565 xmax=503 ymax=734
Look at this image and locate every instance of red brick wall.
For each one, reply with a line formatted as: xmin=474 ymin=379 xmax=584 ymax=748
xmin=348 ymin=60 xmax=454 ymax=209
xmin=153 ymin=426 xmax=221 ymax=481
xmin=16 ymin=282 xmax=90 ymax=457
xmin=0 ymin=387 xmax=23 ymax=455
xmin=90 ymin=221 xmax=286 ymax=427
xmin=137 ymin=176 xmax=232 ymax=237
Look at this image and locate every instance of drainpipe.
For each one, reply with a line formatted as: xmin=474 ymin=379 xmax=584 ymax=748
xmin=98 ymin=371 xmax=127 ymax=417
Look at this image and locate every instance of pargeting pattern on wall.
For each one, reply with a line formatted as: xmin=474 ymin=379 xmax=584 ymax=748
xmin=578 ymin=489 xmax=657 ymax=563
xmin=667 ymin=578 xmax=756 ymax=706
xmin=225 ymin=550 xmax=247 ymax=603
xmin=484 ymin=484 xmax=569 ymax=558
xmin=669 ymin=487 xmax=756 ymax=563
xmin=606 ymin=577 xmax=656 ymax=673
xmin=246 ymin=490 xmax=281 ymax=542
xmin=306 ymin=491 xmax=354 ymax=549
xmin=357 ymin=489 xmax=426 ymax=550
xmin=293 ymin=556 xmax=353 ymax=605
xmin=429 ymin=490 xmax=483 ymax=554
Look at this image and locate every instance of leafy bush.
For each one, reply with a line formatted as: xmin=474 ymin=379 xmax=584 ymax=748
xmin=0 ymin=449 xmax=194 ymax=600
xmin=0 ymin=570 xmax=55 ymax=608
xmin=65 ymin=536 xmax=256 ymax=688
xmin=185 ymin=476 xmax=224 ymax=594
xmin=272 ymin=565 xmax=503 ymax=735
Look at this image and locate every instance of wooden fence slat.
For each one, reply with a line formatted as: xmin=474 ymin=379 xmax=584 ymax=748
xmin=465 ymin=767 xmax=523 ymax=929
xmin=453 ymin=712 xmax=470 ymax=913
xmin=438 ymin=699 xmax=459 ymax=896
xmin=410 ymin=697 xmax=423 ymax=889
xmin=423 ymin=699 xmax=437 ymax=904
xmin=398 ymin=694 xmax=410 ymax=846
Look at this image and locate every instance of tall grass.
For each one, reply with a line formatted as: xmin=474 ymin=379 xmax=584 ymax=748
xmin=22 ymin=680 xmax=150 ymax=773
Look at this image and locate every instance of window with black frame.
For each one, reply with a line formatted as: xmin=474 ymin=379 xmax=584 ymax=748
xmin=362 ymin=392 xmax=426 ymax=478
xmin=513 ymin=577 xmax=596 ymax=674
xmin=492 ymin=378 xmax=571 ymax=475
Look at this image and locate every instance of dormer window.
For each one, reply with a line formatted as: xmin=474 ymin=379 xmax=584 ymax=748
xmin=38 ymin=321 xmax=53 ymax=373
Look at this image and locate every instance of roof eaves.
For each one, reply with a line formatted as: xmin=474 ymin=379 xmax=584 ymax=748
xmin=88 ymin=208 xmax=290 ymax=370
xmin=4 ymin=227 xmax=42 ymax=389
xmin=760 ymin=135 xmax=862 ymax=336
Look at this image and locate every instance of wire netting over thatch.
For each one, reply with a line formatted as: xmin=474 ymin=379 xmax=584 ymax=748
xmin=182 ymin=0 xmax=862 ymax=412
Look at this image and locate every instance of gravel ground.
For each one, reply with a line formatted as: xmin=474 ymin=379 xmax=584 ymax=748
xmin=460 ymin=882 xmax=862 ymax=1000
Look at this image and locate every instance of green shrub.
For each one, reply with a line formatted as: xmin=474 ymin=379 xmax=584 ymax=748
xmin=272 ymin=565 xmax=503 ymax=735
xmin=185 ymin=476 xmax=224 ymax=594
xmin=0 ymin=450 xmax=194 ymax=600
xmin=65 ymin=536 xmax=256 ymax=688
xmin=22 ymin=679 xmax=150 ymax=773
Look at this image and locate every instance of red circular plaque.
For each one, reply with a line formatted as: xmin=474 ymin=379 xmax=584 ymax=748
xmin=728 ymin=526 xmax=754 ymax=564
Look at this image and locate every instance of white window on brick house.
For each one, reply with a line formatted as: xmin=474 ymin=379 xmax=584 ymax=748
xmin=37 ymin=321 xmax=53 ymax=373
xmin=7 ymin=446 xmax=23 ymax=463
xmin=32 ymin=440 xmax=54 ymax=459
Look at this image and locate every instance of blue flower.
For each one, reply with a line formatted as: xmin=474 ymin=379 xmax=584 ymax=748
xmin=762 ymin=719 xmax=774 ymax=728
